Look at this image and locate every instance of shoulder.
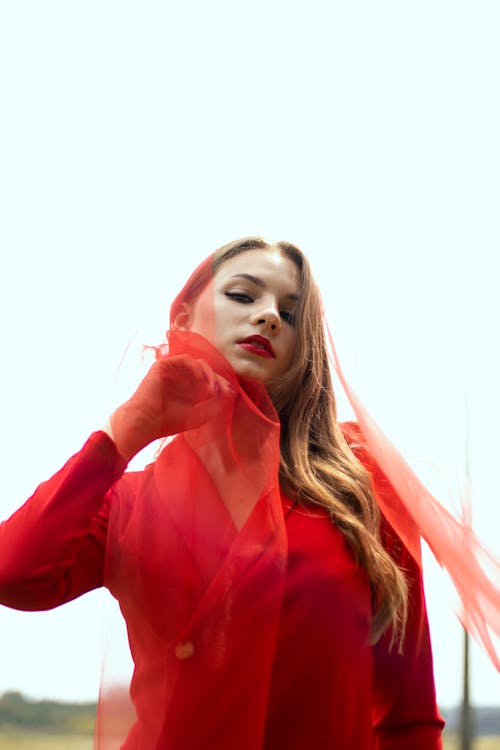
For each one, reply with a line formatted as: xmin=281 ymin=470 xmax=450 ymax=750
xmin=339 ymin=420 xmax=392 ymax=490
xmin=339 ymin=421 xmax=376 ymax=473
xmin=109 ymin=463 xmax=155 ymax=502
xmin=339 ymin=420 xmax=363 ymax=445
xmin=339 ymin=421 xmax=412 ymax=565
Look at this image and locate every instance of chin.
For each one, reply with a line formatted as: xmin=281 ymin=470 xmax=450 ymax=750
xmin=234 ymin=368 xmax=269 ymax=384
xmin=227 ymin=358 xmax=267 ymax=382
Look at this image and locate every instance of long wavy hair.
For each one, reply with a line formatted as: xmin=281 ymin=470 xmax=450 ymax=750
xmin=170 ymin=236 xmax=408 ymax=645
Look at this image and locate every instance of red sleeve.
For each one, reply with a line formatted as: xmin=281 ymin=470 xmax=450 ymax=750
xmin=0 ymin=431 xmax=127 ymax=611
xmin=341 ymin=421 xmax=445 ymax=750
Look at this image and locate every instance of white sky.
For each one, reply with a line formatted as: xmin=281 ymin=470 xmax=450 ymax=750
xmin=0 ymin=1 xmax=499 ymax=708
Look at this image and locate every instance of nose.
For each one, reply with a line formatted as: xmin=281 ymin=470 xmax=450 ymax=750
xmin=250 ymin=299 xmax=281 ymax=332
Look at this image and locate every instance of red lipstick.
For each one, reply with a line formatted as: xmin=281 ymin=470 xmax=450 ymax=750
xmin=238 ymin=335 xmax=275 ymax=358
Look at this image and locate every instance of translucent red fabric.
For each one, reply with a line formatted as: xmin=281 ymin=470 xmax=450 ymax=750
xmin=97 ymin=330 xmax=287 ymax=748
xmin=327 ymin=324 xmax=500 ymax=671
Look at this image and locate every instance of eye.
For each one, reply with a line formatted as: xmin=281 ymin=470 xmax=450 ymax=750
xmin=225 ymin=291 xmax=254 ymax=303
xmin=280 ymin=310 xmax=295 ymax=325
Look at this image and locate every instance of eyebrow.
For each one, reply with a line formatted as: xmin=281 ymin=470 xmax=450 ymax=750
xmin=229 ymin=273 xmax=299 ymax=302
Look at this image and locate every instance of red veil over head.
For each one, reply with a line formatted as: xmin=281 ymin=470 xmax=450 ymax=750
xmin=95 ymin=250 xmax=499 ymax=749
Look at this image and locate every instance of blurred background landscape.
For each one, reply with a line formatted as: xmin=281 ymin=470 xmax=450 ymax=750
xmin=0 ymin=691 xmax=498 ymax=749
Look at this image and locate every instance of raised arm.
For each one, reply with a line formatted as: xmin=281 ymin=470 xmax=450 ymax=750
xmin=0 ymin=431 xmax=126 ymax=611
xmin=0 ymin=352 xmax=232 ymax=611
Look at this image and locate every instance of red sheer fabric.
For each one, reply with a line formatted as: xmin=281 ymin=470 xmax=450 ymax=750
xmin=328 ymin=325 xmax=500 ymax=671
xmin=0 ymin=328 xmax=445 ymax=748
xmin=99 ymin=330 xmax=287 ymax=748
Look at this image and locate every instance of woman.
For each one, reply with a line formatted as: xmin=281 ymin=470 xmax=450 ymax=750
xmin=0 ymin=237 xmax=445 ymax=748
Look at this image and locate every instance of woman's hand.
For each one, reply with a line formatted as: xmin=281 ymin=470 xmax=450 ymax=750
xmin=107 ymin=355 xmax=234 ymax=461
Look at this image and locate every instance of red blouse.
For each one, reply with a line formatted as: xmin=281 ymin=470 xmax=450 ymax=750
xmin=0 ymin=428 xmax=444 ymax=749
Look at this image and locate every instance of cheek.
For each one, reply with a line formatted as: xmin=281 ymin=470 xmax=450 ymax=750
xmin=190 ymin=289 xmax=216 ymax=340
xmin=279 ymin=331 xmax=298 ymax=370
xmin=211 ymin=295 xmax=247 ymax=346
xmin=286 ymin=330 xmax=298 ymax=358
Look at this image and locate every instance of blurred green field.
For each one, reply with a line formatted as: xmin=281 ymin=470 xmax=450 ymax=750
xmin=0 ymin=732 xmax=92 ymax=749
xmin=444 ymin=738 xmax=500 ymax=750
xmin=0 ymin=731 xmax=499 ymax=749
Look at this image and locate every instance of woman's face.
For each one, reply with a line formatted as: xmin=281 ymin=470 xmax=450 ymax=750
xmin=181 ymin=248 xmax=300 ymax=384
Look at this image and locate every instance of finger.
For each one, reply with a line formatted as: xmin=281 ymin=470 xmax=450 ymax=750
xmin=211 ymin=374 xmax=237 ymax=399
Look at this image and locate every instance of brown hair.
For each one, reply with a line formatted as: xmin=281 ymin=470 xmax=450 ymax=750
xmin=171 ymin=236 xmax=408 ymax=645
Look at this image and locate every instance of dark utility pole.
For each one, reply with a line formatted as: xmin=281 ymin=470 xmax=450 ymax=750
xmin=460 ymin=393 xmax=473 ymax=750
xmin=460 ymin=629 xmax=472 ymax=750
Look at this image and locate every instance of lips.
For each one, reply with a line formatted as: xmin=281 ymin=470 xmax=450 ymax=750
xmin=238 ymin=335 xmax=275 ymax=358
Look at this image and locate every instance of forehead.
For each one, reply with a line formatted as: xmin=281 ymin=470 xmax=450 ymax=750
xmin=215 ymin=248 xmax=300 ymax=291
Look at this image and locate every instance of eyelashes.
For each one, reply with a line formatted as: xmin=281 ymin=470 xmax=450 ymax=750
xmin=225 ymin=291 xmax=253 ymax=303
xmin=279 ymin=311 xmax=295 ymax=324
xmin=224 ymin=291 xmax=295 ymax=325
